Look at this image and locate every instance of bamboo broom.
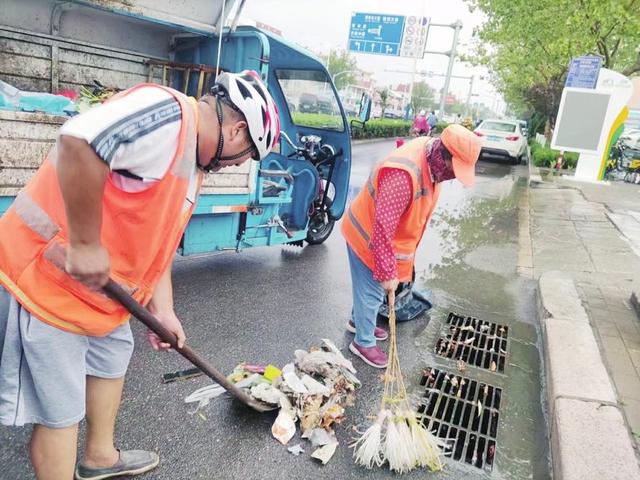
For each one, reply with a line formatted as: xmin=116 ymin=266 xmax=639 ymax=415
xmin=352 ymin=292 xmax=445 ymax=473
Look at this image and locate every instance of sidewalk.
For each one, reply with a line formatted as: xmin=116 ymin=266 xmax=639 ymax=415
xmin=521 ymin=167 xmax=640 ymax=478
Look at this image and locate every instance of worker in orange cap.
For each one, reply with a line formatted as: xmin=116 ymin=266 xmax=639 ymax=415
xmin=341 ymin=125 xmax=481 ymax=368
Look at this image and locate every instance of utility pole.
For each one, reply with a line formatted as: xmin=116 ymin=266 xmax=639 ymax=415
xmin=407 ymin=0 xmax=428 ymax=120
xmin=465 ymin=75 xmax=474 ymax=116
xmin=437 ymin=20 xmax=462 ymax=116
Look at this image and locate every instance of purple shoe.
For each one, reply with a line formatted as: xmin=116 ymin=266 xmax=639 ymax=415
xmin=349 ymin=341 xmax=388 ymax=369
xmin=346 ymin=320 xmax=389 ymax=341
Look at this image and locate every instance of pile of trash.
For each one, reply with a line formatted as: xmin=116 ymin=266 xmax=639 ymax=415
xmin=185 ymin=338 xmax=360 ymax=465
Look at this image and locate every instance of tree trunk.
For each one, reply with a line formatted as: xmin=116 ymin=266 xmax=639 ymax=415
xmin=544 ymin=117 xmax=552 ymax=144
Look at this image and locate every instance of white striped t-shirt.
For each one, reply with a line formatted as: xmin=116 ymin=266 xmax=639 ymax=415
xmin=59 ymin=87 xmax=199 ymax=202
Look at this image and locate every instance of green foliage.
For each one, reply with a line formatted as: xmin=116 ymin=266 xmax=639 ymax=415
xmin=530 ymin=142 xmax=578 ymax=169
xmin=434 ymin=121 xmax=450 ymax=134
xmin=467 ymin=0 xmax=640 ymax=124
xmin=326 ymin=50 xmax=357 ymax=90
xmin=288 ymin=112 xmax=412 ymax=139
xmin=411 ymin=82 xmax=435 ymax=112
xmin=291 ymin=112 xmax=344 ymax=130
xmin=351 ymin=118 xmax=412 ymax=139
xmin=378 ymin=88 xmax=390 ymax=118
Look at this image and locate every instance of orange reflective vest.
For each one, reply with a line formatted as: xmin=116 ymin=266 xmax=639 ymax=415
xmin=0 ymin=84 xmax=201 ymax=336
xmin=341 ymin=136 xmax=441 ymax=282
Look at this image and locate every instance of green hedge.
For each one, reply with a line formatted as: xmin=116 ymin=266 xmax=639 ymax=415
xmin=434 ymin=121 xmax=450 ymax=133
xmin=290 ymin=112 xmax=343 ymax=130
xmin=530 ymin=142 xmax=578 ymax=169
xmin=351 ymin=118 xmax=412 ymax=140
xmin=288 ymin=112 xmax=451 ymax=139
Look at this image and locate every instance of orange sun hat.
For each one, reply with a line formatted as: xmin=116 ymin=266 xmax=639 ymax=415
xmin=440 ymin=124 xmax=482 ymax=187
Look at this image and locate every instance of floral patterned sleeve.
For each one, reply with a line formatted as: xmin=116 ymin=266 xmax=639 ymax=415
xmin=370 ymin=168 xmax=413 ymax=281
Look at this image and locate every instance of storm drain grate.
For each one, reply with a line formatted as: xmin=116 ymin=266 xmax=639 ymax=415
xmin=434 ymin=312 xmax=509 ymax=373
xmin=419 ymin=367 xmax=501 ymax=471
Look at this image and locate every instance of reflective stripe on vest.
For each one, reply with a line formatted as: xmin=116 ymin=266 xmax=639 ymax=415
xmin=14 ymin=191 xmax=59 ymax=241
xmin=347 ymin=207 xmax=370 ymax=244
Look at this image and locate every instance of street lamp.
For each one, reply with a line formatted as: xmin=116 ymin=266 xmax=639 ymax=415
xmin=332 ymin=70 xmax=352 ymax=85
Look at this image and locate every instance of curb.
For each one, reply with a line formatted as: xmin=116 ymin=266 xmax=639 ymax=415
xmin=538 ymin=272 xmax=640 ymax=479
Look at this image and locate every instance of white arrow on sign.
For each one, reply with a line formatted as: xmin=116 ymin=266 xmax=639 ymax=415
xmin=355 ymin=41 xmax=361 ymax=50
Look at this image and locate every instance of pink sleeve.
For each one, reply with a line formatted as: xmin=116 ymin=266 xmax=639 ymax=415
xmin=370 ymin=168 xmax=413 ymax=281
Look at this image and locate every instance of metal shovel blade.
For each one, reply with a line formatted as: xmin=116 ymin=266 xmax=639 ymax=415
xmin=103 ymin=279 xmax=276 ymax=413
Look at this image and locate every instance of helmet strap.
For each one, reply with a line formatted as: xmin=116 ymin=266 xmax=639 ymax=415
xmin=200 ymin=94 xmax=257 ymax=172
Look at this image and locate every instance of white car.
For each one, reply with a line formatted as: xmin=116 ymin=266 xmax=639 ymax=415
xmin=474 ymin=119 xmax=528 ymax=164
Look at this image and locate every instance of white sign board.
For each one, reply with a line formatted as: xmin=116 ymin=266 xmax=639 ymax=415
xmin=551 ymin=89 xmax=611 ymax=154
xmin=400 ymin=16 xmax=429 ymax=58
xmin=552 ymin=68 xmax=633 ymax=181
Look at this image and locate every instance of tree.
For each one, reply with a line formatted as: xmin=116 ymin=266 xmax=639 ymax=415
xmin=411 ymin=82 xmax=435 ymax=113
xmin=378 ymin=88 xmax=390 ymax=118
xmin=466 ymin=0 xmax=640 ymax=137
xmin=326 ymin=50 xmax=357 ymax=90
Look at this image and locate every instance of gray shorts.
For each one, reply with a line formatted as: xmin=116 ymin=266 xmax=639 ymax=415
xmin=0 ymin=286 xmax=134 ymax=428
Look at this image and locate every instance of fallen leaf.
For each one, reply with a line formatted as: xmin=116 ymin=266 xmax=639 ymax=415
xmin=300 ymin=396 xmax=323 ymax=434
xmin=490 ymin=361 xmax=497 ymax=372
xmin=321 ymin=404 xmax=345 ymax=429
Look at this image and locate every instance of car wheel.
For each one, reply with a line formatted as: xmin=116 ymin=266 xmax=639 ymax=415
xmin=519 ymin=152 xmax=528 ymax=164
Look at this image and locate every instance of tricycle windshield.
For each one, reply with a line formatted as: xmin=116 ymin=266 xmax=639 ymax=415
xmin=275 ymin=69 xmax=344 ymax=132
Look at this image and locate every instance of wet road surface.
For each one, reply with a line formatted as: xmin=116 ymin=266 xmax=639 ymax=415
xmin=0 ymin=140 xmax=550 ymax=479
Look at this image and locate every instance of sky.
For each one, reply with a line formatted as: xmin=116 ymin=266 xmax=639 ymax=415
xmin=241 ymin=0 xmax=505 ymax=111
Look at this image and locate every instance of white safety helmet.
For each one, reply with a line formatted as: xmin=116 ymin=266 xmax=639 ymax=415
xmin=214 ymin=70 xmax=280 ymax=161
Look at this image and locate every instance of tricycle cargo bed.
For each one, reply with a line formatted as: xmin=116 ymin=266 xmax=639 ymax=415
xmin=0 ymin=110 xmax=255 ymax=196
xmin=0 ymin=110 xmax=65 ymax=196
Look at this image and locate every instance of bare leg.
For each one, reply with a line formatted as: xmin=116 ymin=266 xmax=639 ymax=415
xmin=81 ymin=375 xmax=124 ymax=468
xmin=31 ymin=423 xmax=78 ymax=480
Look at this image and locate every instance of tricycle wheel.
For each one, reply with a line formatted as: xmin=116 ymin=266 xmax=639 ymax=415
xmin=306 ymin=198 xmax=334 ymax=245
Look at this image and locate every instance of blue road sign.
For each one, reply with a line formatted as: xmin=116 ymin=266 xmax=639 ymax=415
xmin=565 ymin=56 xmax=603 ymax=89
xmin=348 ymin=12 xmax=405 ymax=57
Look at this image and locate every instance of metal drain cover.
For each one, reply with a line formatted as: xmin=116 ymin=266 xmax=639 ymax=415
xmin=434 ymin=312 xmax=509 ymax=373
xmin=419 ymin=367 xmax=501 ymax=471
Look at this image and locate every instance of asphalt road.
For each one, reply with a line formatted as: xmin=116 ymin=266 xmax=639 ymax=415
xmin=0 ymin=140 xmax=549 ymax=479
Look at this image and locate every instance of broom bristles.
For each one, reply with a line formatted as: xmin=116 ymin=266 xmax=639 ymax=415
xmin=352 ymin=293 xmax=446 ymax=473
xmin=396 ymin=414 xmax=419 ymax=469
xmin=383 ymin=418 xmax=406 ymax=472
xmin=409 ymin=416 xmax=445 ymax=471
xmin=352 ymin=411 xmax=388 ymax=468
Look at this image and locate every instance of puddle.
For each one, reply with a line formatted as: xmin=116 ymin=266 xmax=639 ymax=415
xmin=410 ymin=173 xmax=551 ymax=479
xmin=464 ymin=244 xmax=518 ymax=276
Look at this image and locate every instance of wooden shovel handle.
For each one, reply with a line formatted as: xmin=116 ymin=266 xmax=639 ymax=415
xmin=103 ymin=279 xmax=274 ymax=412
